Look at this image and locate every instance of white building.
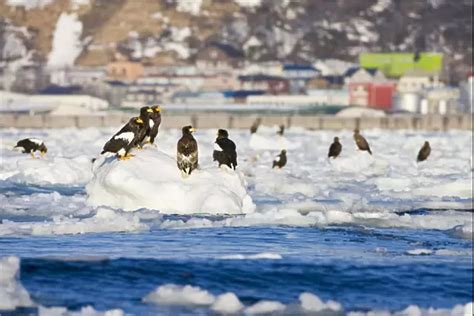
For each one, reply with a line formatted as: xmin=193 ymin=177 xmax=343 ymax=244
xmin=0 ymin=91 xmax=109 ymax=115
xmin=306 ymin=89 xmax=350 ymax=106
xmin=66 ymin=67 xmax=106 ymax=86
xmin=397 ymin=74 xmax=443 ymax=93
xmin=344 ymin=67 xmax=387 ymax=85
xmin=395 ymin=74 xmax=461 ymax=114
xmin=246 ymin=94 xmax=348 ymax=106
xmin=459 ymin=75 xmax=473 ymax=113
xmin=419 ymin=87 xmax=460 ymax=115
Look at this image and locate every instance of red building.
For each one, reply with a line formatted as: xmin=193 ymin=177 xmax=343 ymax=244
xmin=348 ymin=83 xmax=395 ymax=110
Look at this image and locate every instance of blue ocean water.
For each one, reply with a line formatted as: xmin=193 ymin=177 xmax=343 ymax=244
xmin=1 ymin=221 xmax=472 ymax=315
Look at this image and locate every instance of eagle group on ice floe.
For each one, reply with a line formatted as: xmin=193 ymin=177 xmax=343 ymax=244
xmin=13 ymin=108 xmax=432 ymax=174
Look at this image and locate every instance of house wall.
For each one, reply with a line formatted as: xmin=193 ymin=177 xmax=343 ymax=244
xmin=106 ymin=61 xmax=144 ymax=81
xmin=368 ymin=84 xmax=395 ymax=110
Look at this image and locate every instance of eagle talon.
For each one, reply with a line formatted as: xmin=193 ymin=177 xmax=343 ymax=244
xmin=118 ymin=153 xmax=134 ymax=161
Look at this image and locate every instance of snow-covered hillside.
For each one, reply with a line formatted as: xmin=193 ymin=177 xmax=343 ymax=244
xmin=0 ymin=0 xmax=471 ymax=79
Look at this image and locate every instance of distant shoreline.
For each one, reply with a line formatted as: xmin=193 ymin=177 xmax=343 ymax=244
xmin=0 ymin=113 xmax=471 ymax=130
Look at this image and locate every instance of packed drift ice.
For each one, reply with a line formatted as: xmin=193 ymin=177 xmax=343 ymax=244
xmin=0 ymin=126 xmax=472 ymax=236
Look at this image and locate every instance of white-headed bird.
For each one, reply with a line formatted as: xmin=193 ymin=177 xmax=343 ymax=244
xmin=101 ymin=117 xmax=144 ymax=160
xmin=14 ymin=138 xmax=47 ymax=158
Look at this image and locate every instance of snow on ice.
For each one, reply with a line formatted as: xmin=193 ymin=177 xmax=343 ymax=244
xmin=87 ymin=147 xmax=255 ymax=214
xmin=0 ymin=127 xmax=472 ymax=236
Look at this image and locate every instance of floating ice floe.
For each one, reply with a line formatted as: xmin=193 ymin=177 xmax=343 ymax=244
xmin=211 ymin=293 xmax=245 ymax=314
xmin=5 ymin=155 xmax=92 ymax=186
xmin=299 ymin=292 xmax=342 ymax=312
xmin=0 ymin=208 xmax=147 ymax=236
xmin=329 ymin=150 xmax=384 ymax=175
xmin=406 ymin=249 xmax=434 ymax=256
xmin=249 ymin=133 xmax=291 ymax=151
xmin=143 ymin=284 xmax=216 ymax=306
xmin=245 ymin=300 xmax=287 ymax=314
xmin=143 ymin=283 xmax=473 ymax=316
xmin=86 ymin=147 xmax=255 ymax=214
xmin=218 ymin=252 xmax=282 ymax=260
xmin=38 ymin=305 xmax=124 ymax=316
xmin=0 ymin=256 xmax=33 ymax=310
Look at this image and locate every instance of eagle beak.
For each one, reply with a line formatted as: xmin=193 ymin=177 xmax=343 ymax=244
xmin=190 ymin=128 xmax=196 ymax=133
xmin=136 ymin=118 xmax=144 ymax=124
xmin=40 ymin=151 xmax=46 ymax=157
xmin=155 ymin=106 xmax=161 ymax=112
xmin=147 ymin=108 xmax=153 ymax=113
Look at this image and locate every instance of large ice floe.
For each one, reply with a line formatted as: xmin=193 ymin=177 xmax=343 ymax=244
xmin=86 ymin=147 xmax=254 ymax=214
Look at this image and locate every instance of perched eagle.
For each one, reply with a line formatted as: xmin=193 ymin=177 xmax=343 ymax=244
xmin=272 ymin=149 xmax=287 ymax=169
xmin=353 ymin=129 xmax=372 ymax=155
xmin=417 ymin=141 xmax=431 ymax=162
xmin=328 ymin=136 xmax=342 ymax=159
xmin=177 ymin=125 xmax=198 ymax=176
xmin=213 ymin=129 xmax=237 ymax=170
xmin=14 ymin=138 xmax=47 ymax=158
xmin=101 ymin=117 xmax=144 ymax=160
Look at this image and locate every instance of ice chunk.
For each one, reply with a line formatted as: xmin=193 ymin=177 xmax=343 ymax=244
xmin=411 ymin=179 xmax=473 ymax=199
xmin=245 ymin=300 xmax=286 ymax=314
xmin=211 ymin=293 xmax=244 ymax=314
xmin=406 ymin=249 xmax=433 ymax=256
xmin=0 ymin=208 xmax=147 ymax=236
xmin=7 ymin=155 xmax=92 ymax=185
xmin=347 ymin=301 xmax=473 ymax=316
xmin=38 ymin=305 xmax=124 ymax=316
xmin=330 ymin=150 xmax=388 ymax=175
xmin=218 ymin=252 xmax=282 ymax=260
xmin=249 ymin=132 xmax=299 ymax=151
xmin=86 ymin=148 xmax=254 ymax=214
xmin=144 ymin=284 xmax=215 ymax=306
xmin=0 ymin=256 xmax=33 ymax=310
xmin=299 ymin=292 xmax=342 ymax=312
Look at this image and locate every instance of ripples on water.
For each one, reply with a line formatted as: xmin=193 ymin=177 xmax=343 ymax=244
xmin=1 ymin=224 xmax=472 ymax=315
